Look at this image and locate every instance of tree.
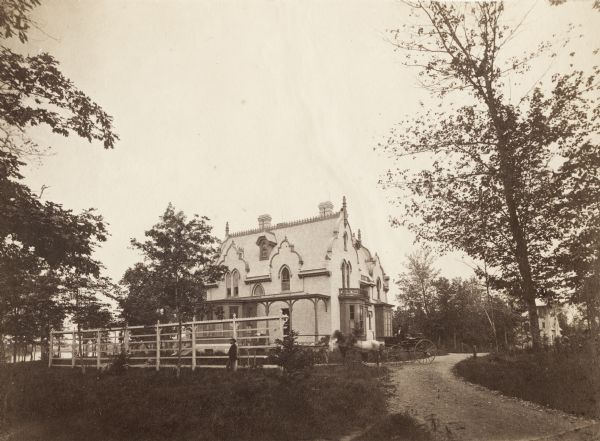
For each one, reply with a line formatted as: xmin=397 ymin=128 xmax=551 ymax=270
xmin=0 ymin=0 xmax=117 ymax=158
xmin=380 ymin=2 xmax=600 ymax=349
xmin=396 ymin=248 xmax=440 ymax=338
xmin=0 ymin=0 xmax=118 ymax=362
xmin=0 ymin=150 xmax=110 ymax=362
xmin=120 ymin=204 xmax=226 ymax=376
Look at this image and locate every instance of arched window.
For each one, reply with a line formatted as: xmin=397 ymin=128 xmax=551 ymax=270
xmin=232 ymin=270 xmax=240 ymax=297
xmin=253 ymin=284 xmax=264 ymax=297
xmin=343 ymin=232 xmax=348 ymax=251
xmin=225 ymin=272 xmax=231 ymax=297
xmin=346 ymin=262 xmax=351 ymax=289
xmin=281 ymin=267 xmax=290 ymax=291
xmin=341 ymin=261 xmax=347 ymax=289
xmin=260 ymin=244 xmax=269 ymax=260
xmin=376 ymin=278 xmax=381 ymax=301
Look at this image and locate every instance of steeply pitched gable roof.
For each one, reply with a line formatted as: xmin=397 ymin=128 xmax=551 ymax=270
xmin=219 ymin=211 xmax=342 ymax=277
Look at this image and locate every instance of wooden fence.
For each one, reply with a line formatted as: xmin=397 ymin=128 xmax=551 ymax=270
xmin=48 ymin=315 xmax=286 ymax=370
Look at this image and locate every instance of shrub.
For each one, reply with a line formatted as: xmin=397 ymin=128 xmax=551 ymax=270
xmin=268 ymin=330 xmax=317 ymax=375
xmin=455 ymin=351 xmax=600 ymax=418
xmin=107 ymin=350 xmax=130 ymax=375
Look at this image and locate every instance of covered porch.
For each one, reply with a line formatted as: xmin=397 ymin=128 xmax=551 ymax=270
xmin=205 ymin=292 xmax=330 ymax=344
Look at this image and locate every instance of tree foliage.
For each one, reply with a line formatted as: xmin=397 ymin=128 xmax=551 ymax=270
xmin=0 ymin=0 xmax=118 ymax=361
xmin=120 ymin=204 xmax=226 ymax=374
xmin=0 ymin=0 xmax=117 ymax=158
xmin=394 ymin=249 xmax=521 ymax=350
xmin=396 ymin=248 xmax=440 ymax=319
xmin=0 ymin=151 xmax=113 ymax=361
xmin=121 ymin=204 xmax=225 ymax=324
xmin=380 ymin=2 xmax=600 ymax=348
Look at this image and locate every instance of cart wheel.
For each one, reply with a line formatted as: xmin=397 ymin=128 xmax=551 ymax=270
xmin=414 ymin=339 xmax=436 ymax=364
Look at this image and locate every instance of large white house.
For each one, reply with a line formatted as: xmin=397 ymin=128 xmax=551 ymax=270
xmin=204 ymin=198 xmax=394 ymax=343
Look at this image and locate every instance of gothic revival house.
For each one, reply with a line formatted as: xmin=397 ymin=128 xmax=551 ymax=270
xmin=205 ymin=199 xmax=394 ymax=343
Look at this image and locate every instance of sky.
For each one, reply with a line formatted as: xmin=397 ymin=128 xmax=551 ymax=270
xmin=9 ymin=0 xmax=599 ymax=302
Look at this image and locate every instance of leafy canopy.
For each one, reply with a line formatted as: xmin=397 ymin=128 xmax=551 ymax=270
xmin=120 ymin=204 xmax=226 ymax=325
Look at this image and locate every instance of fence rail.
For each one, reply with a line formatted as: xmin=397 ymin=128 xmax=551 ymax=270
xmin=49 ymin=315 xmax=286 ymax=370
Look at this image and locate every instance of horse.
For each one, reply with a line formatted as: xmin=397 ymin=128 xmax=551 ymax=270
xmin=331 ymin=330 xmax=385 ymax=366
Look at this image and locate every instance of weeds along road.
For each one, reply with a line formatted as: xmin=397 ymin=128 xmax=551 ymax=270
xmin=387 ymin=353 xmax=600 ymax=441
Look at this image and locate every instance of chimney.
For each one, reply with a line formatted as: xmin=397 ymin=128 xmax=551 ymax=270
xmin=318 ymin=201 xmax=334 ymax=216
xmin=258 ymin=214 xmax=272 ymax=230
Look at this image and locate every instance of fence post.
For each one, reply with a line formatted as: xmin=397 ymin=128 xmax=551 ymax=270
xmin=232 ymin=314 xmax=237 ymax=339
xmin=96 ymin=330 xmax=101 ymax=369
xmin=71 ymin=328 xmax=77 ymax=368
xmin=191 ymin=316 xmax=197 ymax=371
xmin=156 ymin=320 xmax=160 ymax=371
xmin=48 ymin=330 xmax=53 ymax=368
xmin=124 ymin=325 xmax=129 ymax=353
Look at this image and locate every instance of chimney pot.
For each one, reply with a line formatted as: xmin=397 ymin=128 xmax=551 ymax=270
xmin=258 ymin=214 xmax=272 ymax=229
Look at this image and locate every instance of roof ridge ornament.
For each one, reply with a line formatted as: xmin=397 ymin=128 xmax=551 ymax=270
xmin=225 ymin=221 xmax=229 ymax=237
xmin=342 ymin=196 xmax=348 ymax=226
xmin=355 ymin=228 xmax=362 ymax=249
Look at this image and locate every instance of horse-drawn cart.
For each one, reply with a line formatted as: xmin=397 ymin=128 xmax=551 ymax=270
xmin=382 ymin=335 xmax=436 ymax=364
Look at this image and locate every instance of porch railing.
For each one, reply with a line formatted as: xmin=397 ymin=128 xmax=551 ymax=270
xmin=338 ymin=288 xmax=369 ymax=299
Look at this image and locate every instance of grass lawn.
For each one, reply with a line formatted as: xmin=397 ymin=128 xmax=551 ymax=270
xmin=454 ymin=351 xmax=600 ymax=419
xmin=0 ymin=362 xmax=428 ymax=441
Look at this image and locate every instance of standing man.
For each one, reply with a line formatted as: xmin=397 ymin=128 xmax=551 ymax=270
xmin=227 ymin=338 xmax=238 ymax=371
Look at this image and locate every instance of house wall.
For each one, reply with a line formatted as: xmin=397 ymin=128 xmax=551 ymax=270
xmin=538 ymin=306 xmax=562 ymax=344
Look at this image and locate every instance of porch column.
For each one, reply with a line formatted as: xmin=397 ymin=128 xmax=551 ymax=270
xmin=286 ymin=300 xmax=298 ymax=332
xmin=264 ymin=302 xmax=271 ymax=316
xmin=312 ymin=299 xmax=319 ymax=344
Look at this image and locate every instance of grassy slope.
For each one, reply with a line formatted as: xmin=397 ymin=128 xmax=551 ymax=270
xmin=454 ymin=352 xmax=600 ymax=419
xmin=0 ymin=362 xmax=427 ymax=441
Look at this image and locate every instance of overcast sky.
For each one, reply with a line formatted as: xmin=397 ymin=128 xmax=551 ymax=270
xmin=11 ymin=0 xmax=599 ymax=301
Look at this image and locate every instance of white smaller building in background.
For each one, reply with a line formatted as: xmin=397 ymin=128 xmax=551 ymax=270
xmin=535 ymin=299 xmax=562 ymax=344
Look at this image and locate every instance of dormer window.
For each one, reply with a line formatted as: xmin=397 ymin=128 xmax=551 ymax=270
xmin=281 ymin=266 xmax=290 ymax=291
xmin=260 ymin=244 xmax=269 ymax=260
xmin=256 ymin=235 xmax=276 ymax=261
xmin=376 ymin=278 xmax=381 ymax=301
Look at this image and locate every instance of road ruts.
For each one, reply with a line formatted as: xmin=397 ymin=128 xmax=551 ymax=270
xmin=386 ymin=353 xmax=600 ymax=441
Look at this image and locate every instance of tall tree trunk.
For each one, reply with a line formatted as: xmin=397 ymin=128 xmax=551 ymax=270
xmin=484 ymin=90 xmax=542 ymax=351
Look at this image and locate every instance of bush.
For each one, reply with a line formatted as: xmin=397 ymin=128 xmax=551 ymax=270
xmin=107 ymin=350 xmax=129 ymax=375
xmin=454 ymin=350 xmax=600 ymax=418
xmin=268 ymin=330 xmax=317 ymax=376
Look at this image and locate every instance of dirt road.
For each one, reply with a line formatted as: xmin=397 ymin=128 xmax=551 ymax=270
xmin=387 ymin=353 xmax=600 ymax=441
